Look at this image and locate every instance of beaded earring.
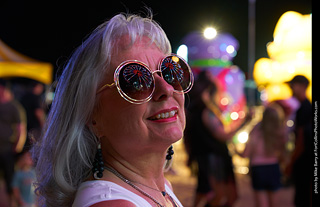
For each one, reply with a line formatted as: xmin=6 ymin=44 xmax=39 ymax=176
xmin=92 ymin=143 xmax=104 ymax=179
xmin=166 ymin=145 xmax=174 ymax=160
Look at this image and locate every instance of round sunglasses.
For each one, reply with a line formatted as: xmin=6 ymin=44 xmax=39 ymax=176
xmin=97 ymin=54 xmax=194 ymax=104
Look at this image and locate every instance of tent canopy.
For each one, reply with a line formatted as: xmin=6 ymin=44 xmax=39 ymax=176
xmin=0 ymin=39 xmax=53 ymax=84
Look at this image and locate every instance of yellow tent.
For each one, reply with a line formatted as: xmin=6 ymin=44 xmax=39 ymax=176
xmin=0 ymin=39 xmax=53 ymax=84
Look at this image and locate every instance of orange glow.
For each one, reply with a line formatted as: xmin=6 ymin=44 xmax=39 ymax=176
xmin=253 ymin=11 xmax=311 ymax=102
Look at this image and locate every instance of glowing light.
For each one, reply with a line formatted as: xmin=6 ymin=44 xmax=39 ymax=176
xmin=219 ymin=43 xmax=227 ymax=51
xmin=287 ymin=65 xmax=295 ymax=74
xmin=253 ymin=11 xmax=312 ymax=102
xmin=203 ymin=27 xmax=217 ymax=39
xmin=236 ymin=166 xmax=249 ymax=175
xmin=176 ymin=44 xmax=188 ymax=62
xmin=296 ymin=51 xmax=305 ymax=60
xmin=287 ymin=120 xmax=294 ymax=127
xmin=225 ymin=74 xmax=234 ymax=84
xmin=171 ymin=56 xmax=179 ymax=63
xmin=230 ymin=112 xmax=239 ymax=120
xmin=272 ymin=85 xmax=281 ymax=94
xmin=260 ymin=90 xmax=268 ymax=102
xmin=238 ymin=131 xmax=249 ymax=143
xmin=265 ymin=84 xmax=292 ymax=102
xmin=220 ymin=97 xmax=229 ymax=106
xmin=287 ymin=141 xmax=294 ymax=151
xmin=226 ymin=45 xmax=235 ymax=54
xmin=46 ymin=91 xmax=55 ymax=102
xmin=238 ymin=111 xmax=245 ymax=119
xmin=221 ymin=55 xmax=229 ymax=62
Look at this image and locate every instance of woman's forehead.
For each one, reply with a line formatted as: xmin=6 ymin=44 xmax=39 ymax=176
xmin=111 ymin=38 xmax=164 ymax=67
xmin=101 ymin=37 xmax=165 ymax=82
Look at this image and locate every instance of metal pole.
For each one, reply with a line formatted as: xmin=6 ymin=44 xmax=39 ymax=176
xmin=248 ymin=0 xmax=256 ymax=106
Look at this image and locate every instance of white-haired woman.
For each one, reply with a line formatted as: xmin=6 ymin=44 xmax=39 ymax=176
xmin=33 ymin=13 xmax=193 ymax=207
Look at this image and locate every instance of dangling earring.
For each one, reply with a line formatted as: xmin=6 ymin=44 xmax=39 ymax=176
xmin=92 ymin=143 xmax=104 ymax=179
xmin=166 ymin=145 xmax=174 ymax=160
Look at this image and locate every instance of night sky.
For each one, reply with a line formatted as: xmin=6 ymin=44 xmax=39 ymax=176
xmin=0 ymin=0 xmax=312 ymax=78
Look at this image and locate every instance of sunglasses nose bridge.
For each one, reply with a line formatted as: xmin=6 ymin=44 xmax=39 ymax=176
xmin=152 ymin=70 xmax=163 ymax=78
xmin=152 ymin=69 xmax=176 ymax=94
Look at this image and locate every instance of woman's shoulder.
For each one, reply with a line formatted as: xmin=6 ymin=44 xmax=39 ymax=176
xmin=246 ymin=124 xmax=263 ymax=148
xmin=72 ymin=180 xmax=151 ymax=207
xmin=249 ymin=123 xmax=262 ymax=138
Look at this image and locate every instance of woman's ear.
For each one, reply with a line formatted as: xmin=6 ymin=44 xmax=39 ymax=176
xmin=89 ymin=119 xmax=103 ymax=138
xmin=88 ymin=101 xmax=102 ymax=137
xmin=86 ymin=113 xmax=101 ymax=138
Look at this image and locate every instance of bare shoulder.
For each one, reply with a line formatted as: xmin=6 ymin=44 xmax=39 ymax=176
xmin=249 ymin=124 xmax=261 ymax=141
xmin=90 ymin=200 xmax=137 ymax=207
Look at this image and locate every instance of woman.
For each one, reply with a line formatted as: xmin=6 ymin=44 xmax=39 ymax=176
xmin=238 ymin=104 xmax=286 ymax=207
xmin=184 ymin=71 xmax=249 ymax=207
xmin=32 ymin=13 xmax=193 ymax=207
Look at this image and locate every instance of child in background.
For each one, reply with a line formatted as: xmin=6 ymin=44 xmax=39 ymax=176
xmin=237 ymin=103 xmax=287 ymax=207
xmin=12 ymin=150 xmax=36 ymax=207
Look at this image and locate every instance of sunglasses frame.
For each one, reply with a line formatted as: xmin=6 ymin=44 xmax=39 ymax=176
xmin=97 ymin=54 xmax=194 ymax=104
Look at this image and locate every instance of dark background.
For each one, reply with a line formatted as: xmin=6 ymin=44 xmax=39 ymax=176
xmin=0 ymin=0 xmax=312 ymax=78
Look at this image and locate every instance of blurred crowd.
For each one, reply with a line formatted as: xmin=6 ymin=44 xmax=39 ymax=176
xmin=0 ymin=78 xmax=46 ymax=207
xmin=184 ymin=72 xmax=312 ymax=207
xmin=0 ymin=72 xmax=312 ymax=207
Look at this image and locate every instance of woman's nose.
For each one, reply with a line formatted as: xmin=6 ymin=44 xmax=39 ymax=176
xmin=152 ymin=73 xmax=174 ymax=102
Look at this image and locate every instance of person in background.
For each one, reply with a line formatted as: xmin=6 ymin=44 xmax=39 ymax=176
xmin=236 ymin=103 xmax=286 ymax=207
xmin=0 ymin=79 xmax=26 ymax=204
xmin=184 ymin=71 xmax=250 ymax=207
xmin=20 ymin=80 xmax=45 ymax=148
xmin=12 ymin=150 xmax=36 ymax=207
xmin=285 ymin=75 xmax=312 ymax=207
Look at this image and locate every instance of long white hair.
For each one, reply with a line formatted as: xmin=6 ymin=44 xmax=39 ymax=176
xmin=32 ymin=13 xmax=171 ymax=207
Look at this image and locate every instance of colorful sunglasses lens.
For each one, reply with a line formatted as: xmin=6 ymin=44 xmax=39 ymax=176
xmin=160 ymin=55 xmax=192 ymax=92
xmin=118 ymin=63 xmax=154 ymax=102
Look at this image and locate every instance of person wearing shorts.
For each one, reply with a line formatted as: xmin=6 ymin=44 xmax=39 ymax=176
xmin=237 ymin=104 xmax=286 ymax=207
xmin=251 ymin=163 xmax=282 ymax=191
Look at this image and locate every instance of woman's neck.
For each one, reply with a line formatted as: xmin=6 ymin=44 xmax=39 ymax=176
xmin=103 ymin=147 xmax=167 ymax=191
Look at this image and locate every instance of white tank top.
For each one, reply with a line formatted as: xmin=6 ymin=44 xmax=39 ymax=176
xmin=72 ymin=180 xmax=183 ymax=207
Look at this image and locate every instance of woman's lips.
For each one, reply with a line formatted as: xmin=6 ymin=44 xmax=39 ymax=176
xmin=148 ymin=107 xmax=178 ymax=122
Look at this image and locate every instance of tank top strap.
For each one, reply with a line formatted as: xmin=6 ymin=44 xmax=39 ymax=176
xmin=72 ymin=180 xmax=152 ymax=207
xmin=165 ymin=184 xmax=184 ymax=207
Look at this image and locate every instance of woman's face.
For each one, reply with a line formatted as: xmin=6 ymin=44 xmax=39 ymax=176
xmin=93 ymin=37 xmax=186 ymax=154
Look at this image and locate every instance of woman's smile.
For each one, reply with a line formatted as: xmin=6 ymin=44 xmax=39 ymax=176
xmin=147 ymin=107 xmax=178 ymax=122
